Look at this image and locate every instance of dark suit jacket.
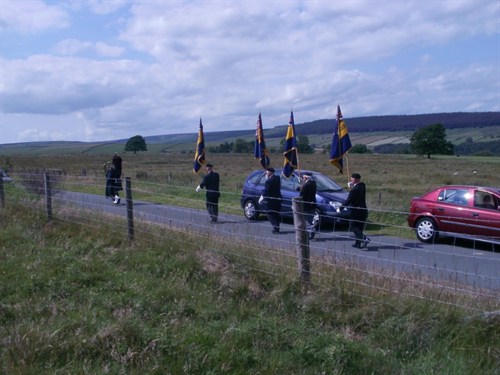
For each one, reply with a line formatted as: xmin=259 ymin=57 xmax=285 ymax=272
xmin=343 ymin=182 xmax=367 ymax=220
xmin=263 ymin=174 xmax=281 ymax=211
xmin=200 ymin=171 xmax=220 ymax=199
xmin=299 ymin=179 xmax=317 ymax=211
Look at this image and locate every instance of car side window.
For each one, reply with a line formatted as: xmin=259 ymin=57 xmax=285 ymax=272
xmin=253 ymin=173 xmax=266 ymax=186
xmin=474 ymin=191 xmax=497 ymax=210
xmin=280 ymin=175 xmax=298 ymax=191
xmin=440 ymin=189 xmax=469 ymax=206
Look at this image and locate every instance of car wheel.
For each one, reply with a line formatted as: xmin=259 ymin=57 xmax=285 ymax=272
xmin=243 ymin=199 xmax=260 ymax=221
xmin=415 ymin=217 xmax=438 ymax=243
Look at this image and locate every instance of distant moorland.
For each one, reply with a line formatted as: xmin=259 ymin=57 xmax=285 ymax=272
xmin=1 ymin=111 xmax=499 ymax=156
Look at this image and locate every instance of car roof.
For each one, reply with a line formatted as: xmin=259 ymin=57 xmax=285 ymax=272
xmin=250 ymin=168 xmax=315 ymax=175
xmin=432 ymin=185 xmax=500 ymax=195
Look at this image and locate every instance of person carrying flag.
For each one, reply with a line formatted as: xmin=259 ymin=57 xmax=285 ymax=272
xmin=299 ymin=172 xmax=317 ymax=239
xmin=259 ymin=167 xmax=282 ymax=233
xmin=196 ymin=163 xmax=220 ymax=223
xmin=340 ymin=173 xmax=370 ymax=249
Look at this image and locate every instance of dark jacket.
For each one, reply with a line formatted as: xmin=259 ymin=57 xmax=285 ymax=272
xmin=343 ymin=182 xmax=367 ymax=220
xmin=299 ymin=179 xmax=317 ymax=211
xmin=200 ymin=171 xmax=220 ymax=199
xmin=263 ymin=174 xmax=281 ymax=210
xmin=105 ymin=163 xmax=123 ymax=197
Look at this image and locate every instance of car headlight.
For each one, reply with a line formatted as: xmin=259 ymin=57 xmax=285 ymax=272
xmin=329 ymin=201 xmax=342 ymax=210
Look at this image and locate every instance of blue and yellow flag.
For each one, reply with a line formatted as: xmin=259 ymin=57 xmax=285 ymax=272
xmin=193 ymin=118 xmax=206 ymax=173
xmin=254 ymin=113 xmax=271 ymax=169
xmin=282 ymin=111 xmax=298 ymax=178
xmin=329 ymin=105 xmax=352 ymax=174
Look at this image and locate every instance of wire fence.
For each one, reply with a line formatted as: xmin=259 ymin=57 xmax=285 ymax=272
xmin=1 ymin=172 xmax=499 ymax=313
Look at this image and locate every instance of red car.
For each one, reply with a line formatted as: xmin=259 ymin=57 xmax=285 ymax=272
xmin=408 ymin=185 xmax=500 ymax=244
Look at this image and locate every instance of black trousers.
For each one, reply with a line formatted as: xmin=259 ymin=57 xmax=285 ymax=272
xmin=266 ymin=200 xmax=281 ymax=230
xmin=206 ymin=195 xmax=219 ymax=220
xmin=349 ymin=217 xmax=367 ymax=242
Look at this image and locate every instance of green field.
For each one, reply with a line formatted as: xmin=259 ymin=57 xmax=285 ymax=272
xmin=1 ymin=189 xmax=499 ymax=374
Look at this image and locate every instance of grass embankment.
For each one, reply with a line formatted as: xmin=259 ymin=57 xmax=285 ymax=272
xmin=1 ymin=196 xmax=499 ymax=374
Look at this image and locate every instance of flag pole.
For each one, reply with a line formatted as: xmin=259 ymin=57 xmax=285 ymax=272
xmin=293 ymin=107 xmax=302 ymax=183
xmin=345 ymin=153 xmax=350 ymax=183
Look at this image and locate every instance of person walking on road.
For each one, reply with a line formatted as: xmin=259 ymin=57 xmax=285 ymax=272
xmin=196 ymin=163 xmax=220 ymax=223
xmin=299 ymin=172 xmax=317 ymax=240
xmin=260 ymin=167 xmax=282 ymax=233
xmin=342 ymin=173 xmax=370 ymax=249
xmin=105 ymin=153 xmax=123 ymax=204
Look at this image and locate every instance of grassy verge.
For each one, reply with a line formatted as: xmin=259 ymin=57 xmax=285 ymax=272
xmin=1 ymin=194 xmax=499 ymax=374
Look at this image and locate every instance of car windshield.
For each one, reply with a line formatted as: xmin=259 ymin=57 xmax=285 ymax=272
xmin=312 ymin=173 xmax=342 ymax=191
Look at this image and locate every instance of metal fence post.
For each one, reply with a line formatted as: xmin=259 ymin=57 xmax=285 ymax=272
xmin=125 ymin=177 xmax=134 ymax=241
xmin=292 ymin=197 xmax=310 ymax=288
xmin=44 ymin=173 xmax=52 ymax=220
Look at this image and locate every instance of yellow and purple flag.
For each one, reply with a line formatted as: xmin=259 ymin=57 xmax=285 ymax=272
xmin=254 ymin=113 xmax=271 ymax=169
xmin=329 ymin=105 xmax=352 ymax=173
xmin=193 ymin=118 xmax=206 ymax=173
xmin=282 ymin=111 xmax=298 ymax=178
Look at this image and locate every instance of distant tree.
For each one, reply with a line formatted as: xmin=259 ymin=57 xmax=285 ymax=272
xmin=350 ymin=144 xmax=372 ymax=154
xmin=125 ymin=135 xmax=147 ymax=154
xmin=297 ymin=135 xmax=314 ymax=154
xmin=208 ymin=141 xmax=233 ymax=153
xmin=410 ymin=124 xmax=454 ymax=159
xmin=233 ymin=138 xmax=252 ymax=153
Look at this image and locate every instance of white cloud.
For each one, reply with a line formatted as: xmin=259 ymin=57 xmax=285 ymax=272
xmin=0 ymin=0 xmax=69 ymax=33
xmin=0 ymin=0 xmax=499 ymax=144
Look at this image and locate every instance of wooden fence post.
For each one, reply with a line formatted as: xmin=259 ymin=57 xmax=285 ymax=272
xmin=125 ymin=177 xmax=134 ymax=241
xmin=292 ymin=197 xmax=310 ymax=288
xmin=44 ymin=173 xmax=52 ymax=220
xmin=0 ymin=178 xmax=4 ymax=208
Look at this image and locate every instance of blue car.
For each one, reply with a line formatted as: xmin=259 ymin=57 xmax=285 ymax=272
xmin=240 ymin=169 xmax=349 ymax=228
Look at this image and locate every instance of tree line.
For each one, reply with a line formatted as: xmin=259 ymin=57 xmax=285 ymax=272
xmin=125 ymin=124 xmax=499 ymax=158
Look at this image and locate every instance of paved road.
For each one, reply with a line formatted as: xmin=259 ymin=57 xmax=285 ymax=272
xmin=57 ymin=191 xmax=500 ymax=291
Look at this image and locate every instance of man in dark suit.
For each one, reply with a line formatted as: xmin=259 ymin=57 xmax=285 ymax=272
xmin=342 ymin=173 xmax=370 ymax=249
xmin=260 ymin=167 xmax=282 ymax=233
xmin=196 ymin=163 xmax=220 ymax=222
xmin=299 ymin=172 xmax=317 ymax=239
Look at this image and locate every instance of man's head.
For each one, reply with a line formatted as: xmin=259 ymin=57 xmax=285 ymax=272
xmin=351 ymin=173 xmax=361 ymax=181
xmin=301 ymin=172 xmax=312 ymax=181
xmin=206 ymin=163 xmax=213 ymax=171
xmin=265 ymin=167 xmax=275 ymax=177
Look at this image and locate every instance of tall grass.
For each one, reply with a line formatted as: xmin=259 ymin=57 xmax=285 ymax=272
xmin=1 ymin=193 xmax=499 ymax=374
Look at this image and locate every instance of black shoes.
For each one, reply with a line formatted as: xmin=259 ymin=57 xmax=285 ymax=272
xmin=272 ymin=228 xmax=280 ymax=234
xmin=354 ymin=237 xmax=371 ymax=249
xmin=309 ymin=232 xmax=316 ymax=240
xmin=210 ymin=218 xmax=218 ymax=223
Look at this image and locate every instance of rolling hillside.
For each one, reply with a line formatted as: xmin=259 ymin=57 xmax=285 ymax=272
xmin=1 ymin=112 xmax=499 ymax=156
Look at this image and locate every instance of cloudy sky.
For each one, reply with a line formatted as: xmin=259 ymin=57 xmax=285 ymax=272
xmin=1 ymin=0 xmax=498 ymax=144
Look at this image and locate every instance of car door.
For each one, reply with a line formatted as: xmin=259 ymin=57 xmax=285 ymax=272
xmin=469 ymin=189 xmax=500 ymax=238
xmin=434 ymin=188 xmax=473 ymax=234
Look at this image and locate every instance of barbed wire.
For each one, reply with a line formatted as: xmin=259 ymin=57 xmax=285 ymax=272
xmin=4 ymin=172 xmax=499 ymax=312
